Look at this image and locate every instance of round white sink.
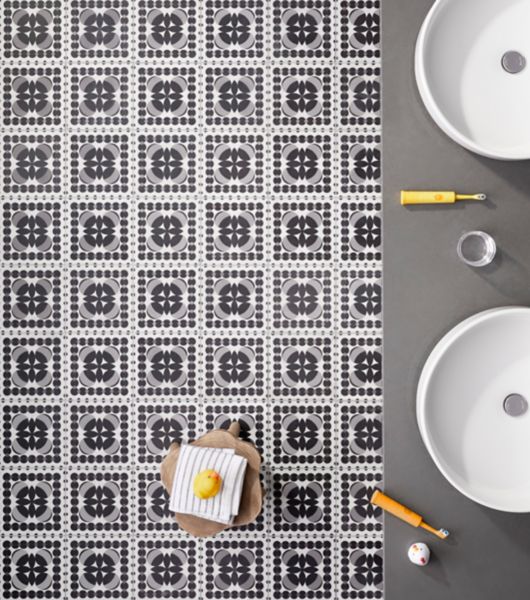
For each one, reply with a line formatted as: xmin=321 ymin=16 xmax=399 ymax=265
xmin=416 ymin=0 xmax=530 ymax=159
xmin=417 ymin=307 xmax=530 ymax=512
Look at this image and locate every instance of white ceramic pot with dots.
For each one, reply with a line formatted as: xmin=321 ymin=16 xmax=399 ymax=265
xmin=408 ymin=542 xmax=430 ymax=566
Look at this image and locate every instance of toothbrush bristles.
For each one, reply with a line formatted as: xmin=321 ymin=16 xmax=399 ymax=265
xmin=439 ymin=528 xmax=450 ymax=539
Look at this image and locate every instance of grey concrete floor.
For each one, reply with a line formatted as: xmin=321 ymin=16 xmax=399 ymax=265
xmin=384 ymin=0 xmax=530 ymax=598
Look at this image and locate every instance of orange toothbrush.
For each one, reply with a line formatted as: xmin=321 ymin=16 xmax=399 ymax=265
xmin=371 ymin=490 xmax=449 ymax=540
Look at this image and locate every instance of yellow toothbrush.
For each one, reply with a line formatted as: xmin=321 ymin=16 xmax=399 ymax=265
xmin=401 ymin=190 xmax=487 ymax=205
xmin=371 ymin=490 xmax=450 ymax=540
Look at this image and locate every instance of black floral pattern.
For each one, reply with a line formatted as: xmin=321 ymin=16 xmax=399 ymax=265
xmin=352 ymin=79 xmax=380 ymax=114
xmin=149 ymin=417 xmax=184 ymax=453
xmin=350 ymin=483 xmax=381 ymax=523
xmin=14 ymin=417 xmax=50 ymax=452
xmin=351 ymin=214 xmax=381 ymax=249
xmin=218 ymin=79 xmax=251 ymax=113
xmin=209 ymin=136 xmax=260 ymax=190
xmin=139 ymin=544 xmax=192 ymax=593
xmin=351 ymin=146 xmax=380 ymax=181
xmin=285 ymin=147 xmax=319 ymax=181
xmin=149 ymin=350 xmax=184 ymax=384
xmin=82 ymin=485 xmax=117 ymax=519
xmin=285 ymin=79 xmax=319 ymax=113
xmin=150 ymin=282 xmax=183 ymax=316
xmin=218 ymin=214 xmax=251 ymax=249
xmin=215 ymin=550 xmax=254 ymax=589
xmin=80 ymin=9 xmax=121 ymax=50
xmin=13 ymin=281 xmax=49 ymax=317
xmin=349 ymin=10 xmax=380 ymax=48
xmin=83 ymin=418 xmax=116 ymax=453
xmin=15 ymin=349 xmax=49 ymax=384
xmin=276 ymin=340 xmax=329 ymax=394
xmin=352 ymin=282 xmax=381 ymax=317
xmin=286 ymin=214 xmax=319 ymax=249
xmin=286 ymin=282 xmax=319 ymax=316
xmin=80 ymin=77 xmax=120 ymax=116
xmin=352 ymin=350 xmax=382 ymax=384
xmin=82 ymin=282 xmax=116 ymax=316
xmin=148 ymin=482 xmax=171 ymax=522
xmin=284 ymin=484 xmax=321 ymax=520
xmin=82 ymin=552 xmax=118 ymax=587
xmin=150 ymin=551 xmax=185 ymax=587
xmin=150 ymin=215 xmax=184 ymax=248
xmin=217 ymin=11 xmax=252 ymax=46
xmin=354 ymin=416 xmax=382 ymax=452
xmin=80 ymin=144 xmax=120 ymax=183
xmin=14 ymin=484 xmax=49 ymax=519
xmin=147 ymin=145 xmax=186 ymax=183
xmin=2 ymin=1 xmax=382 ymax=595
xmin=13 ymin=9 xmax=53 ymax=49
xmin=285 ymin=350 xmax=319 ymax=384
xmin=283 ymin=550 xmax=322 ymax=589
xmin=140 ymin=342 xmax=192 ymax=395
xmin=82 ymin=214 xmax=117 ymax=250
xmin=82 ymin=350 xmax=117 ymax=384
xmin=148 ymin=9 xmax=187 ymax=49
xmin=210 ymin=70 xmax=260 ymax=121
xmin=351 ymin=549 xmax=383 ymax=588
xmin=218 ymin=282 xmax=251 ymax=316
xmin=218 ymin=350 xmax=251 ymax=384
xmin=149 ymin=78 xmax=185 ymax=113
xmin=12 ymin=143 xmax=52 ymax=184
xmin=14 ymin=551 xmax=50 ymax=586
xmin=284 ymin=12 xmax=319 ymax=46
xmin=218 ymin=147 xmax=251 ymax=180
xmin=12 ymin=76 xmax=52 ymax=116
xmin=285 ymin=418 xmax=320 ymax=453
xmin=215 ymin=415 xmax=254 ymax=443
xmin=13 ymin=213 xmax=51 ymax=251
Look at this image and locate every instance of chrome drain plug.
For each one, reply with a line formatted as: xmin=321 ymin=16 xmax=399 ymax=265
xmin=502 ymin=51 xmax=526 ymax=74
xmin=503 ymin=394 xmax=528 ymax=417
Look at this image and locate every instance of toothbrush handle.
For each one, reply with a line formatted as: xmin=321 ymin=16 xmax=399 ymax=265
xmin=401 ymin=191 xmax=456 ymax=205
xmin=371 ymin=490 xmax=422 ymax=527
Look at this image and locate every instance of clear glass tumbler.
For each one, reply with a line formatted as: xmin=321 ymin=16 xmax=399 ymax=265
xmin=457 ymin=230 xmax=496 ymax=267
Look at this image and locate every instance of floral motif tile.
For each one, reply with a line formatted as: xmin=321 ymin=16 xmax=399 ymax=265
xmin=273 ymin=540 xmax=333 ymax=598
xmin=138 ymin=540 xmax=197 ymax=597
xmin=70 ymin=472 xmax=129 ymax=532
xmin=205 ymin=540 xmax=264 ymax=597
xmin=341 ymin=539 xmax=384 ymax=599
xmin=3 ymin=540 xmax=61 ymax=598
xmin=0 ymin=0 xmax=382 ymax=597
xmin=3 ymin=473 xmax=61 ymax=532
xmin=3 ymin=0 xmax=62 ymax=59
xmin=70 ymin=404 xmax=129 ymax=464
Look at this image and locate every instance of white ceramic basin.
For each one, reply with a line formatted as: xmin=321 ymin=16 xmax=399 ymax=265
xmin=416 ymin=0 xmax=530 ymax=159
xmin=417 ymin=307 xmax=530 ymax=512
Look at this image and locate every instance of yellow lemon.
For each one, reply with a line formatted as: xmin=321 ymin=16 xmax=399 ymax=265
xmin=193 ymin=469 xmax=222 ymax=499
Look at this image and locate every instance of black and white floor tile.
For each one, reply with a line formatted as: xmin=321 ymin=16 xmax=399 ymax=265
xmin=0 ymin=0 xmax=382 ymax=597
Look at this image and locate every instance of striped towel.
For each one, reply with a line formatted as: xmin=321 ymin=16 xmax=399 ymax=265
xmin=169 ymin=444 xmax=248 ymax=524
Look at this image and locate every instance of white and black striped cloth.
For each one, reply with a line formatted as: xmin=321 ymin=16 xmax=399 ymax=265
xmin=169 ymin=444 xmax=248 ymax=524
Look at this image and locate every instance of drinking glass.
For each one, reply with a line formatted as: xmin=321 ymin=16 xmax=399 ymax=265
xmin=457 ymin=231 xmax=496 ymax=267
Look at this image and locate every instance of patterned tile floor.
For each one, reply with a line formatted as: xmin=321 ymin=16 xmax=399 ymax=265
xmin=0 ymin=0 xmax=382 ymax=597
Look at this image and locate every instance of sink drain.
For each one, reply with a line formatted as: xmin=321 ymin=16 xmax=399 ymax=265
xmin=502 ymin=51 xmax=526 ymax=74
xmin=503 ymin=394 xmax=528 ymax=417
